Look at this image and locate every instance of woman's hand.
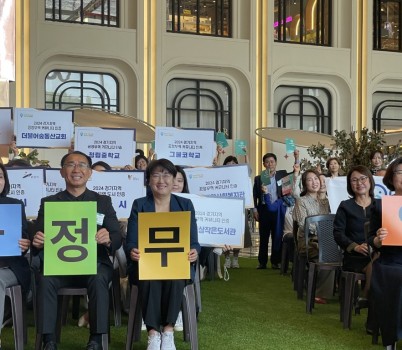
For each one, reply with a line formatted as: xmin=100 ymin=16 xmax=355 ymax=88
xmin=375 ymin=228 xmax=388 ymax=248
xmin=188 ymin=248 xmax=198 ymax=263
xmin=130 ymin=248 xmax=140 ymax=261
xmin=33 ymin=231 xmax=45 ymax=249
xmin=222 ymin=244 xmax=232 ymax=253
xmin=353 ymin=243 xmax=369 ymax=256
xmin=19 ymin=238 xmax=30 ymax=252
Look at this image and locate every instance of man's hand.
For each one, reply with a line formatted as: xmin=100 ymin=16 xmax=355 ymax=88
xmin=19 ymin=238 xmax=31 ymax=252
xmin=33 ymin=231 xmax=45 ymax=249
xmin=188 ymin=248 xmax=198 ymax=263
xmin=95 ymin=228 xmax=111 ymax=247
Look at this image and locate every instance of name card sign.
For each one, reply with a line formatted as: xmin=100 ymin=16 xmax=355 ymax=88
xmin=184 ymin=164 xmax=253 ymax=208
xmin=155 ymin=127 xmax=215 ymax=167
xmin=7 ymin=168 xmax=46 ymax=218
xmin=75 ymin=127 xmax=136 ymax=167
xmin=44 ymin=202 xmax=97 ymax=276
xmin=14 ymin=108 xmax=73 ymax=148
xmin=176 ymin=193 xmax=244 ymax=247
xmin=0 ymin=204 xmax=22 ymax=256
xmin=138 ymin=211 xmax=190 ymax=280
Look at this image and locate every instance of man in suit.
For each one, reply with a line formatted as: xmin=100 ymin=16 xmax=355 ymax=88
xmin=32 ymin=151 xmax=122 ymax=350
xmin=253 ymin=151 xmax=298 ymax=269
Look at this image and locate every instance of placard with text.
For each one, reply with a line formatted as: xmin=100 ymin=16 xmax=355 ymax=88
xmin=0 ymin=204 xmax=22 ymax=256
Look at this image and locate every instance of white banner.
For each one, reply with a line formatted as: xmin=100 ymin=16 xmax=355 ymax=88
xmin=155 ymin=127 xmax=215 ymax=167
xmin=0 ymin=107 xmax=12 ymax=144
xmin=74 ymin=127 xmax=136 ymax=167
xmin=7 ymin=168 xmax=46 ymax=218
xmin=176 ymin=193 xmax=245 ymax=247
xmin=87 ymin=170 xmax=146 ymax=219
xmin=44 ymin=168 xmax=146 ymax=219
xmin=14 ymin=108 xmax=73 ymax=148
xmin=326 ymin=176 xmax=391 ymax=214
xmin=184 ymin=164 xmax=253 ymax=208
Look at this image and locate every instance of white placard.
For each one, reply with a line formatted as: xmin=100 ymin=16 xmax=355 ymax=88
xmin=74 ymin=127 xmax=136 ymax=167
xmin=0 ymin=108 xmax=12 ymax=145
xmin=87 ymin=170 xmax=146 ymax=219
xmin=7 ymin=168 xmax=46 ymax=218
xmin=326 ymin=176 xmax=392 ymax=214
xmin=175 ymin=193 xmax=245 ymax=247
xmin=155 ymin=127 xmax=215 ymax=167
xmin=44 ymin=168 xmax=66 ymax=196
xmin=184 ymin=164 xmax=253 ymax=208
xmin=14 ymin=108 xmax=73 ymax=148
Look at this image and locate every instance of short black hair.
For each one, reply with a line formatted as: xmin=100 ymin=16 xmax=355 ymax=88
xmin=91 ymin=161 xmax=112 ymax=171
xmin=60 ymin=151 xmax=92 ymax=168
xmin=175 ymin=165 xmax=190 ymax=193
xmin=262 ymin=153 xmax=277 ymax=162
xmin=146 ymin=159 xmax=177 ymax=182
xmin=0 ymin=163 xmax=10 ymax=196
xmin=346 ymin=165 xmax=374 ymax=198
xmin=223 ymin=155 xmax=238 ymax=165
xmin=383 ymin=157 xmax=402 ymax=192
xmin=5 ymin=159 xmax=32 ymax=167
xmin=370 ymin=149 xmax=384 ymax=160
xmin=135 ymin=148 xmax=145 ymax=157
xmin=135 ymin=155 xmax=148 ymax=168
xmin=300 ymin=169 xmax=321 ymax=197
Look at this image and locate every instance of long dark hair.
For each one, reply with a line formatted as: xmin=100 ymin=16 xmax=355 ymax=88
xmin=0 ymin=163 xmax=10 ymax=197
xmin=175 ymin=166 xmax=190 ymax=194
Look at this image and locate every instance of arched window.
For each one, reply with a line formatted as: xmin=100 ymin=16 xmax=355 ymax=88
xmin=45 ymin=70 xmax=119 ymax=111
xmin=167 ymin=0 xmax=231 ymax=37
xmin=274 ymin=0 xmax=332 ymax=45
xmin=373 ymin=91 xmax=402 ymax=131
xmin=373 ymin=0 xmax=401 ymax=51
xmin=45 ymin=0 xmax=119 ymax=27
xmin=274 ymin=85 xmax=332 ymax=134
xmin=166 ymin=78 xmax=232 ymax=137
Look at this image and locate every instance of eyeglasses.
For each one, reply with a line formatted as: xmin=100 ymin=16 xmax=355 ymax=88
xmin=63 ymin=162 xmax=90 ymax=170
xmin=150 ymin=172 xmax=173 ymax=180
xmin=394 ymin=170 xmax=402 ymax=176
xmin=350 ymin=176 xmax=368 ymax=184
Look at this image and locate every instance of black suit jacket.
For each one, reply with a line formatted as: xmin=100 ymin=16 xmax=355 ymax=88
xmin=0 ymin=196 xmax=31 ymax=292
xmin=253 ymin=169 xmax=289 ymax=211
xmin=33 ymin=189 xmax=122 ymax=268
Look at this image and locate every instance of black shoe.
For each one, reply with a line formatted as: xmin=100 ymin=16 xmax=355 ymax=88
xmin=86 ymin=340 xmax=102 ymax=350
xmin=271 ymin=263 xmax=280 ymax=270
xmin=44 ymin=341 xmax=57 ymax=350
xmin=257 ymin=264 xmax=267 ymax=269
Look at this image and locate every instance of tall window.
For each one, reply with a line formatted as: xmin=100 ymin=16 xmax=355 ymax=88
xmin=274 ymin=86 xmax=332 ymax=134
xmin=274 ymin=0 xmax=332 ymax=45
xmin=45 ymin=0 xmax=119 ymax=27
xmin=166 ymin=0 xmax=231 ymax=37
xmin=373 ymin=0 xmax=401 ymax=51
xmin=166 ymin=78 xmax=232 ymax=137
xmin=45 ymin=70 xmax=119 ymax=111
xmin=373 ymin=91 xmax=402 ymax=131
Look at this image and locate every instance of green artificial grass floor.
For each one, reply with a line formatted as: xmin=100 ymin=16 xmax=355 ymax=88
xmin=1 ymin=257 xmax=396 ymax=349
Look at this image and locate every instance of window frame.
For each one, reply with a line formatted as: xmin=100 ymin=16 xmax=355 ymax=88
xmin=372 ymin=91 xmax=402 ymax=132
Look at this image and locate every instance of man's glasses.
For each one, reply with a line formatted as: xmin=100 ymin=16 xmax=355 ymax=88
xmin=63 ymin=162 xmax=90 ymax=170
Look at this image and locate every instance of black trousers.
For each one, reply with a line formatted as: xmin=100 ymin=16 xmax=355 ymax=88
xmin=257 ymin=207 xmax=281 ymax=266
xmin=36 ymin=262 xmax=113 ymax=336
xmin=139 ymin=279 xmax=185 ymax=331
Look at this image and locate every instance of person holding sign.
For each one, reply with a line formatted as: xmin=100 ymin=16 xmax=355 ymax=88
xmin=368 ymin=157 xmax=402 ymax=349
xmin=253 ymin=151 xmax=299 ymax=270
xmin=0 ymin=163 xmax=31 ymax=350
xmin=32 ymin=151 xmax=122 ymax=350
xmin=126 ymin=159 xmax=200 ymax=350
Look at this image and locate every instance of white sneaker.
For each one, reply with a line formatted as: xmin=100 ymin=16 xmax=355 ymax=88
xmin=161 ymin=331 xmax=176 ymax=350
xmin=174 ymin=311 xmax=183 ymax=332
xmin=231 ymin=257 xmax=240 ymax=268
xmin=224 ymin=256 xmax=231 ymax=268
xmin=141 ymin=318 xmax=147 ymax=331
xmin=147 ymin=332 xmax=161 ymax=350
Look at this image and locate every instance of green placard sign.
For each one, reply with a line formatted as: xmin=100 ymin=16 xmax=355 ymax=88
xmin=44 ymin=202 xmax=97 ymax=276
xmin=260 ymin=169 xmax=271 ymax=186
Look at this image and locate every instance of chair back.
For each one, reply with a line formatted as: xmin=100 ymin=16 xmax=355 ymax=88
xmin=304 ymin=214 xmax=342 ymax=263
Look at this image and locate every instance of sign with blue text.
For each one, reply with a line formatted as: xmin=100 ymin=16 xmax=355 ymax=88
xmin=0 ymin=204 xmax=22 ymax=256
xmin=74 ymin=127 xmax=136 ymax=167
xmin=155 ymin=127 xmax=215 ymax=167
xmin=14 ymin=108 xmax=73 ymax=148
xmin=184 ymin=164 xmax=253 ymax=208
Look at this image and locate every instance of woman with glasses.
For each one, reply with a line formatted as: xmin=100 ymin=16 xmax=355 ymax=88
xmin=369 ymin=157 xmax=402 ymax=350
xmin=333 ymin=165 xmax=379 ymax=329
xmin=126 ymin=159 xmax=200 ymax=350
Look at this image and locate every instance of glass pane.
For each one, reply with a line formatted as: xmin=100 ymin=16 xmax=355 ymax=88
xmin=303 ymin=0 xmax=317 ymax=44
xmin=380 ymin=1 xmax=400 ymax=51
xmin=284 ymin=115 xmax=301 ymax=129
xmin=199 ymin=111 xmax=216 ymax=129
xmin=303 ymin=116 xmax=318 ymax=131
xmin=180 ymin=0 xmax=197 ymax=33
xmin=179 ymin=110 xmax=198 ymax=128
xmin=284 ymin=0 xmax=301 ymax=42
xmin=179 ymin=94 xmax=197 ymax=109
xmin=199 ymin=94 xmax=217 ymax=110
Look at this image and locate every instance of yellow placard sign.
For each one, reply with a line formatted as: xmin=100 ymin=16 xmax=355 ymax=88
xmin=138 ymin=211 xmax=190 ymax=280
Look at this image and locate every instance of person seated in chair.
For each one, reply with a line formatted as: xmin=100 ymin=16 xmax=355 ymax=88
xmin=32 ymin=151 xmax=122 ymax=350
